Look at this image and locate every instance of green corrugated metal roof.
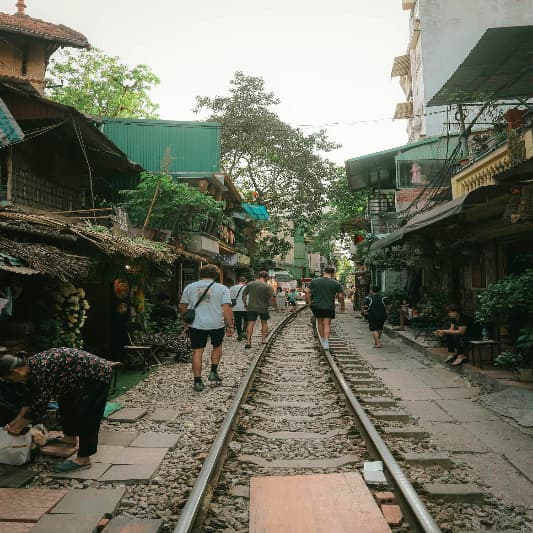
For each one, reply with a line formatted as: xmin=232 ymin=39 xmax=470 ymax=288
xmin=395 ymin=135 xmax=463 ymax=161
xmin=101 ymin=119 xmax=221 ymax=175
xmin=346 ymin=137 xmax=436 ymax=165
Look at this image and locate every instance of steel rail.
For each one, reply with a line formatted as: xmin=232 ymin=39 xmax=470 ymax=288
xmin=173 ymin=309 xmax=301 ymax=533
xmin=320 ymin=336 xmax=442 ymax=533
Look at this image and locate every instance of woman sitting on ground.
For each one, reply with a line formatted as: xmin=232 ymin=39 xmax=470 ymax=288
xmin=0 ymin=348 xmax=112 ymax=473
xmin=434 ymin=304 xmax=471 ymax=366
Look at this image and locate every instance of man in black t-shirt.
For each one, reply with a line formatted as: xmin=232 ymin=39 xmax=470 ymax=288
xmin=306 ymin=267 xmax=345 ymax=349
xmin=364 ymin=286 xmax=389 ymax=348
xmin=435 ymin=304 xmax=472 ymax=366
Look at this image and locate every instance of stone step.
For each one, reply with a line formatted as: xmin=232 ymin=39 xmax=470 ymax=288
xmin=354 ymin=388 xmax=386 ymax=396
xmin=373 ymin=411 xmax=411 ymax=423
xmin=423 ymin=483 xmax=484 ymax=504
xmin=347 ymin=378 xmax=378 ymax=386
xmin=361 ymin=398 xmax=397 ymax=407
xmin=383 ymin=427 xmax=427 ymax=440
xmin=401 ymin=453 xmax=454 ymax=468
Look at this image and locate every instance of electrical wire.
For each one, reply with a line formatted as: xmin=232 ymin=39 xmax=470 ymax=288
xmin=72 ymin=118 xmax=96 ymax=213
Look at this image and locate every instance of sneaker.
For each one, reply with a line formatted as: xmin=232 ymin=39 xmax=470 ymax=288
xmin=321 ymin=339 xmax=329 ymax=349
xmin=51 ymin=460 xmax=91 ymax=473
xmin=193 ymin=381 xmax=204 ymax=392
xmin=245 ymin=343 xmax=252 ymax=349
xmin=208 ymin=371 xmax=222 ymax=383
xmin=236 ymin=335 xmax=243 ymax=342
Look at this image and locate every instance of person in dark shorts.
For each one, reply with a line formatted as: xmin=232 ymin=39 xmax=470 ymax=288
xmin=242 ymin=271 xmax=276 ymax=349
xmin=435 ymin=304 xmax=473 ymax=366
xmin=179 ymin=265 xmax=235 ymax=391
xmin=306 ymin=267 xmax=345 ymax=349
xmin=364 ymin=286 xmax=389 ymax=348
xmin=229 ymin=277 xmax=248 ymax=341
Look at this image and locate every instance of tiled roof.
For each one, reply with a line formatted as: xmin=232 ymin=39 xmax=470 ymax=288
xmin=0 ymin=12 xmax=88 ymax=47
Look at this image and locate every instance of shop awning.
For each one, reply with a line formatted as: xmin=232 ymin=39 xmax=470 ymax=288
xmin=0 ymin=264 xmax=42 ymax=275
xmin=428 ymin=26 xmax=533 ymax=106
xmin=369 ymin=188 xmax=499 ymax=251
xmin=241 ymin=203 xmax=270 ymax=220
xmin=391 ymin=55 xmax=410 ymax=77
xmin=370 ymin=197 xmax=466 ymax=251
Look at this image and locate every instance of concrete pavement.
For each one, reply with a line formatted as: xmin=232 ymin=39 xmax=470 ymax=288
xmin=335 ymin=312 xmax=533 ymax=510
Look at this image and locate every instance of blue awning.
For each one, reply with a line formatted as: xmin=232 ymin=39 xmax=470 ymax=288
xmin=0 ymin=97 xmax=23 ymax=147
xmin=241 ymin=203 xmax=270 ymax=221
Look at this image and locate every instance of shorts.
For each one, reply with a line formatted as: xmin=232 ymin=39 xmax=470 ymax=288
xmin=310 ymin=306 xmax=335 ymax=319
xmin=246 ymin=311 xmax=270 ymax=321
xmin=368 ymin=318 xmax=386 ymax=331
xmin=188 ymin=327 xmax=225 ymax=349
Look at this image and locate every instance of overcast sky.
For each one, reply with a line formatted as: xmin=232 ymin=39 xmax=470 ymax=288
xmin=3 ymin=0 xmax=411 ymax=164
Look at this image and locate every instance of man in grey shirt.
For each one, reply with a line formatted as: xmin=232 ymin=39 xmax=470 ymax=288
xmin=179 ymin=264 xmax=234 ymax=391
xmin=242 ymin=271 xmax=276 ymax=349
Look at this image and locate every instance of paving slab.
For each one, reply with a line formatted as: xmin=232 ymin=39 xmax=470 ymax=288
xmin=238 ymin=454 xmax=360 ymax=469
xmin=107 ymin=408 xmax=147 ymax=422
xmin=50 ymin=462 xmax=111 ymax=480
xmin=423 ymin=483 xmax=484 ymax=504
xmin=421 ymin=422 xmax=490 ymax=453
xmin=148 ymin=409 xmax=179 ymax=422
xmin=466 ymin=420 xmax=533 ymax=453
xmin=381 ymin=504 xmax=403 ymax=526
xmin=401 ymin=400 xmax=455 ymax=423
xmin=436 ymin=399 xmax=499 ymax=422
xmin=103 ymin=516 xmax=163 ymax=533
xmin=230 ymin=485 xmax=250 ymax=498
xmin=99 ymin=430 xmax=138 ymax=446
xmin=31 ymin=513 xmax=104 ymax=533
xmin=49 ymin=487 xmax=126 ymax=515
xmin=480 ymin=388 xmax=533 ymax=427
xmin=363 ymin=470 xmax=387 ymax=485
xmin=434 ymin=387 xmax=480 ymax=400
xmin=411 ymin=368 xmax=466 ymax=388
xmin=99 ymin=463 xmax=160 ymax=484
xmin=505 ymin=449 xmax=533 ymax=482
xmin=0 ymin=488 xmax=68 ymax=522
xmin=0 ymin=466 xmax=36 ymax=488
xmin=458 ymin=453 xmax=533 ymax=507
xmin=0 ymin=523 xmax=32 ymax=533
xmin=113 ymin=447 xmax=168 ymax=465
xmin=85 ymin=445 xmax=126 ymax=464
xmin=390 ymin=387 xmax=441 ymax=401
xmin=129 ymin=432 xmax=179 ymax=449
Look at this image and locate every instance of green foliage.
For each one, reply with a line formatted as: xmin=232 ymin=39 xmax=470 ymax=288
xmin=475 ymin=269 xmax=533 ymax=323
xmin=120 ymin=172 xmax=225 ymax=233
xmin=46 ymin=48 xmax=160 ymax=118
xmin=494 ymin=351 xmax=523 ymax=370
xmin=306 ymin=169 xmax=368 ymax=258
xmin=250 ymin=224 xmax=293 ymax=271
xmin=195 ymin=71 xmax=338 ymax=226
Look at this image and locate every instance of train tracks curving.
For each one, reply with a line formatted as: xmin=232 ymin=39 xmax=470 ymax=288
xmin=174 ymin=307 xmax=441 ymax=533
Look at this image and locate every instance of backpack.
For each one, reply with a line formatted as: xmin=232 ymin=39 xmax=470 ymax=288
xmin=367 ymin=295 xmax=387 ymax=319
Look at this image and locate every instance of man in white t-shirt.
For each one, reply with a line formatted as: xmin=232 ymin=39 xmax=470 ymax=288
xmin=229 ymin=277 xmax=247 ymax=341
xmin=179 ymin=264 xmax=234 ymax=392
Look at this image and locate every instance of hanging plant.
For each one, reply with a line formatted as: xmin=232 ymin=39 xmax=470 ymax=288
xmin=35 ymin=282 xmax=90 ymax=350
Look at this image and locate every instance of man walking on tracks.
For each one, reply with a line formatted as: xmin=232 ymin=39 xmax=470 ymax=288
xmin=229 ymin=277 xmax=248 ymax=341
xmin=364 ymin=286 xmax=389 ymax=348
xmin=242 ymin=271 xmax=277 ymax=349
xmin=306 ymin=267 xmax=345 ymax=349
xmin=179 ymin=264 xmax=235 ymax=392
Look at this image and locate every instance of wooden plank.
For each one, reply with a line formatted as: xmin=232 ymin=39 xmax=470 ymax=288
xmin=250 ymin=472 xmax=391 ymax=533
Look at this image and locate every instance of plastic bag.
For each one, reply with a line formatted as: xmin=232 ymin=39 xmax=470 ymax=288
xmin=0 ymin=428 xmax=32 ymax=465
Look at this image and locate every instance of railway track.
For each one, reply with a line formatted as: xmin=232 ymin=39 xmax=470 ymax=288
xmin=174 ymin=307 xmax=441 ymax=533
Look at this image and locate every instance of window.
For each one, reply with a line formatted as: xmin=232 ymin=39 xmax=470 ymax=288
xmin=471 ymin=250 xmax=487 ymax=289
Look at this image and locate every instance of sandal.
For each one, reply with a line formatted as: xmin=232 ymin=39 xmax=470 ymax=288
xmin=51 ymin=460 xmax=91 ymax=473
xmin=452 ymin=356 xmax=467 ymax=366
xmin=445 ymin=354 xmax=456 ymax=363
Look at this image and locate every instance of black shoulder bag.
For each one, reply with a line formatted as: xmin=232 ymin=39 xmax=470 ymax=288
xmin=231 ymin=285 xmax=244 ymax=307
xmin=182 ymin=281 xmax=216 ymax=324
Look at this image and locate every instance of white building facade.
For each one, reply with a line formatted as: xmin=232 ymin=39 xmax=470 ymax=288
xmin=396 ymin=0 xmax=533 ymax=141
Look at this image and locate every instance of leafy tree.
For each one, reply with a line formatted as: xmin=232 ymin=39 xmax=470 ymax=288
xmin=195 ymin=72 xmax=339 ymax=227
xmin=46 ymin=48 xmax=160 ymax=118
xmin=306 ymin=169 xmax=368 ymax=258
xmin=120 ymin=172 xmax=225 ymax=234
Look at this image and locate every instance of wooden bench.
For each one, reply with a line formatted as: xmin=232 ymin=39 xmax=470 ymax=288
xmin=250 ymin=472 xmax=391 ymax=532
